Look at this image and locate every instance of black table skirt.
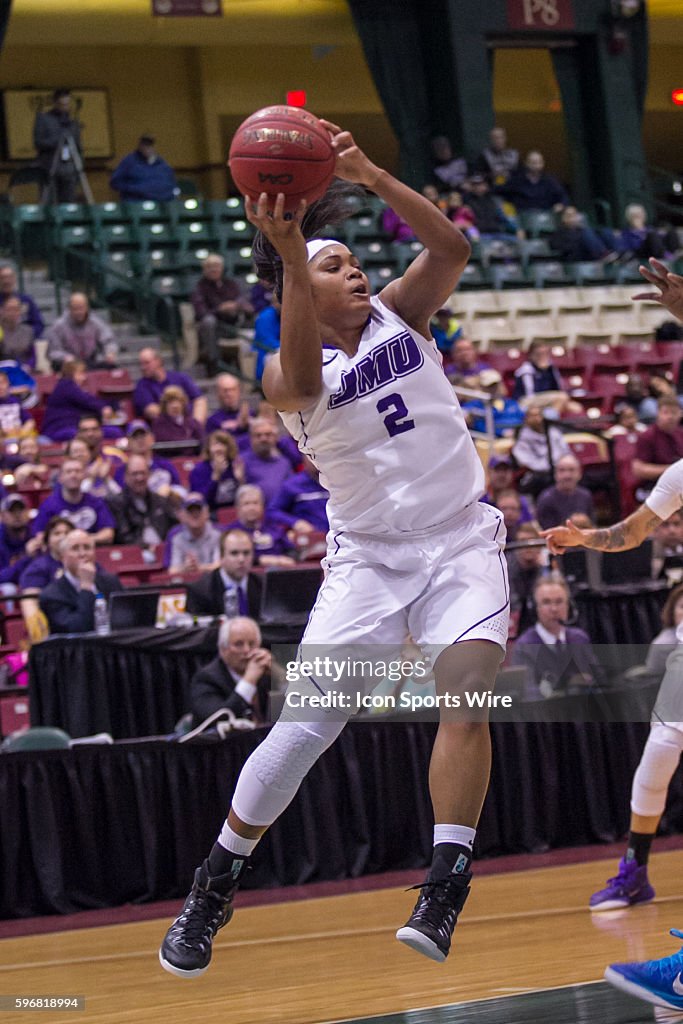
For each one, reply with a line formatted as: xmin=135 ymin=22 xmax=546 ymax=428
xmin=28 ymin=624 xmax=302 ymax=740
xmin=3 ymin=716 xmax=683 ymax=920
xmin=28 ymin=581 xmax=669 ymax=741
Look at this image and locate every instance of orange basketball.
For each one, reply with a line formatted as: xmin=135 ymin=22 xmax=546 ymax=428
xmin=228 ymin=105 xmax=335 ymax=212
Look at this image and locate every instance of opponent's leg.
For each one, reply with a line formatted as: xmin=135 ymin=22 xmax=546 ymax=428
xmin=590 ymin=723 xmax=683 ymax=911
xmin=397 ymin=639 xmax=502 ymax=962
xmin=159 ymin=715 xmax=346 ymax=977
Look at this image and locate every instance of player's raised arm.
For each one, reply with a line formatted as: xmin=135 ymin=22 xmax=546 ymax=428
xmin=319 ymin=119 xmax=470 ymax=336
xmin=245 ymin=192 xmax=323 ymax=412
xmin=542 ymin=503 xmax=663 ymax=556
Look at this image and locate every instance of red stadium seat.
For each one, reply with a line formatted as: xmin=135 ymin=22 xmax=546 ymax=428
xmin=612 ymin=433 xmax=640 ymax=515
xmin=3 ymin=616 xmax=28 ymax=649
xmin=170 ymin=456 xmax=200 ymax=489
xmin=216 ymin=506 xmax=238 ymax=526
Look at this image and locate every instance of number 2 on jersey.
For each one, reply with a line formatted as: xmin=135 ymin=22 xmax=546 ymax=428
xmin=377 ymin=393 xmax=415 ymax=437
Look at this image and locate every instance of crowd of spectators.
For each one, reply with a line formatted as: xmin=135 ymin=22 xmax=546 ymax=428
xmin=379 ymin=125 xmax=681 ymax=264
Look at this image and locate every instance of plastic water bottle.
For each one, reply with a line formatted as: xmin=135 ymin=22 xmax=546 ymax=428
xmin=223 ymin=585 xmax=239 ymax=620
xmin=94 ymin=594 xmax=110 ymax=636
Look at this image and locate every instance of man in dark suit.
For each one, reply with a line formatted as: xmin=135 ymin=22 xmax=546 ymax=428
xmin=512 ymin=576 xmax=602 ymax=700
xmin=39 ymin=529 xmax=123 ymax=634
xmin=106 ymin=454 xmax=177 ymax=546
xmin=190 ymin=616 xmax=271 ymax=727
xmin=185 ymin=528 xmax=262 ymax=618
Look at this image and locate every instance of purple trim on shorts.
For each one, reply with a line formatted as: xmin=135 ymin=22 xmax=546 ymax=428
xmin=453 ymin=510 xmax=509 ymax=644
xmin=332 ymin=530 xmax=343 ymax=554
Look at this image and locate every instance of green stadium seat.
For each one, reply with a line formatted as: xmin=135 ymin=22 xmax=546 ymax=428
xmin=168 ymin=197 xmax=209 ymax=224
xmin=50 ymin=202 xmax=90 ymax=226
xmin=174 ymin=220 xmax=219 ymax=249
xmin=58 ymin=224 xmax=94 ymax=249
xmin=519 ymin=210 xmax=558 ymax=237
xmin=124 ymin=200 xmax=169 ymax=225
xmin=208 ymin=197 xmax=246 ymax=225
xmin=151 ymin=273 xmax=192 ymax=299
xmin=352 ymin=240 xmax=393 ymax=265
xmin=96 ymin=223 xmax=136 ymax=251
xmin=457 ymin=263 xmax=493 ymax=290
xmin=218 ymin=218 xmax=255 ymax=250
xmin=571 ymin=261 xmax=616 ymax=286
xmin=1 ymin=726 xmax=71 ymax=752
xmin=136 ymin=221 xmax=176 ymax=250
xmin=91 ymin=202 xmax=130 ymax=226
xmin=346 ymin=213 xmax=385 ymax=245
xmin=492 ymin=262 xmax=533 ymax=289
xmin=145 ymin=246 xmax=182 ymax=275
xmin=532 ymin=260 xmax=574 ymax=288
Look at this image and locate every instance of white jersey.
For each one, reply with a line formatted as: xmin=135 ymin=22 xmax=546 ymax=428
xmin=646 ymin=458 xmax=683 ymax=523
xmin=280 ymin=296 xmax=484 ymax=537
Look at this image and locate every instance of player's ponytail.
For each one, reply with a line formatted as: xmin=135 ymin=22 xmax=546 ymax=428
xmin=251 ymin=178 xmax=365 ymax=300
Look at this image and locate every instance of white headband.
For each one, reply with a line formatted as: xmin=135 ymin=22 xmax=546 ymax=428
xmin=305 ymin=238 xmax=344 ymax=262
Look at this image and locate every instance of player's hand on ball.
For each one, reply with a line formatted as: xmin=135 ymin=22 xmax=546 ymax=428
xmin=319 ymin=119 xmax=382 ymax=190
xmin=541 ymin=519 xmax=587 ymax=555
xmin=244 ymin=192 xmax=307 ymax=261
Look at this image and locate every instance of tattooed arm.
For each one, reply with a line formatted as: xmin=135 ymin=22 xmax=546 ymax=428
xmin=542 ymin=504 xmax=663 ymax=556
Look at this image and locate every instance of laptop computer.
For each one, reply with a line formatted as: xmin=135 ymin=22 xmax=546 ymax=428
xmin=259 ymin=568 xmax=323 ymax=626
xmin=109 ymin=589 xmax=162 ymax=630
xmin=600 ymin=540 xmax=653 ymax=585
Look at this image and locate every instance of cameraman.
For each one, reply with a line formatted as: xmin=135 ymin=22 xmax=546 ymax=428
xmin=34 ymin=88 xmax=82 ymax=202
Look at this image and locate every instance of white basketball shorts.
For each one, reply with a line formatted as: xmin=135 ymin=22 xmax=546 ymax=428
xmin=302 ymin=500 xmax=509 ymax=655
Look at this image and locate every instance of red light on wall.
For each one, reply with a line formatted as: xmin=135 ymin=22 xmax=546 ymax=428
xmin=672 ymin=89 xmax=683 ymax=106
xmin=286 ymin=90 xmax=307 ymax=108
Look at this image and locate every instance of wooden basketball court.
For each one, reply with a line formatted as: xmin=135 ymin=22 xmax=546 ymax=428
xmin=2 ymin=850 xmax=683 ymax=1024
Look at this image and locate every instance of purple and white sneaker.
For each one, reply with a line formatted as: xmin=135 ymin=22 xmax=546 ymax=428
xmin=590 ymin=857 xmax=655 ymax=912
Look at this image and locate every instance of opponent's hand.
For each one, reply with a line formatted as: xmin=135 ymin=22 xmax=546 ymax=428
xmin=632 ymin=258 xmax=683 ymax=322
xmin=243 ymin=192 xmax=307 ymax=262
xmin=541 ymin=519 xmax=588 ymax=555
xmin=319 ymin=119 xmax=382 ymax=191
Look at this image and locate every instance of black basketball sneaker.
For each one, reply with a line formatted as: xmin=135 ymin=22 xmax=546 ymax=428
xmin=159 ymin=858 xmax=247 ymax=977
xmin=395 ymin=871 xmax=471 ymax=962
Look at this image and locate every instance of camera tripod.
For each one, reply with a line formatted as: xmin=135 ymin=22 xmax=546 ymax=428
xmin=43 ymin=131 xmax=94 ymax=205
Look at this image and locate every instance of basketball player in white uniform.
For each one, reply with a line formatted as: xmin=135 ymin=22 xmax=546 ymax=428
xmin=545 ymin=260 xmax=683 ymax=1011
xmin=160 ymin=120 xmax=509 ymax=977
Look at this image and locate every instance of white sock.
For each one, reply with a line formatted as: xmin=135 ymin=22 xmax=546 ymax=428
xmin=218 ymin=821 xmax=259 ymax=857
xmin=433 ymin=824 xmax=476 ymax=849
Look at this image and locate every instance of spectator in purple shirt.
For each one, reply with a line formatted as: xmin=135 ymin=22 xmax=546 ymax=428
xmin=151 ymin=386 xmax=204 ymax=445
xmin=19 ymin=515 xmax=73 ymax=593
xmin=535 ymin=454 xmax=595 ymax=530
xmin=443 ymin=336 xmax=491 ymax=388
xmin=114 ymin=420 xmax=181 ymax=498
xmin=233 ymin=484 xmax=295 ymax=567
xmin=134 ymin=348 xmax=207 ymax=425
xmin=31 ymin=457 xmax=115 ymax=544
xmin=0 ymin=264 xmax=44 ymax=339
xmin=190 ymin=254 xmax=254 ymax=375
xmin=189 ymin=431 xmax=243 ymax=511
xmin=242 ymin=417 xmax=293 ymax=506
xmin=205 ymin=374 xmax=253 ymax=450
xmin=268 ymin=455 xmax=329 ymax=533
xmin=0 ymin=494 xmax=41 ymax=590
xmin=42 ymin=360 xmax=113 ymax=442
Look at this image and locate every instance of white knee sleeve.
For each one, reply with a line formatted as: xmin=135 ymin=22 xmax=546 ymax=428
xmin=631 ymin=725 xmax=683 ymax=818
xmin=231 ymin=718 xmax=346 ymax=827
